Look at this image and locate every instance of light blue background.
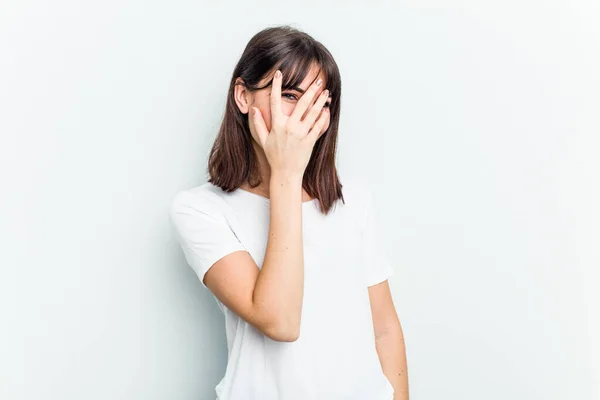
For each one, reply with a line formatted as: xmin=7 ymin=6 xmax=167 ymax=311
xmin=1 ymin=1 xmax=598 ymax=399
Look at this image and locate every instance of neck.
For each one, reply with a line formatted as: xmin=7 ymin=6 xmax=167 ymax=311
xmin=254 ymin=141 xmax=273 ymax=187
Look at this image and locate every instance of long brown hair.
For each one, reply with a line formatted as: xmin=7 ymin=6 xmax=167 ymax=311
xmin=207 ymin=25 xmax=344 ymax=215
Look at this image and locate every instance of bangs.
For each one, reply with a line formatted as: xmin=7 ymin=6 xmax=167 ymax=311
xmin=278 ymin=50 xmax=321 ymax=91
xmin=277 ymin=46 xmax=340 ymax=104
xmin=256 ymin=46 xmax=337 ymax=97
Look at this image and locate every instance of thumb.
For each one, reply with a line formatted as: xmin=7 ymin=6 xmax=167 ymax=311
xmin=252 ymin=107 xmax=268 ymax=149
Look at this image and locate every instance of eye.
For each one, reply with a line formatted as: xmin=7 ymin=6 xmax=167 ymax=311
xmin=282 ymin=93 xmax=298 ymax=101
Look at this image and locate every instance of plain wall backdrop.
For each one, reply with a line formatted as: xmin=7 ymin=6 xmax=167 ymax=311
xmin=1 ymin=1 xmax=599 ymax=399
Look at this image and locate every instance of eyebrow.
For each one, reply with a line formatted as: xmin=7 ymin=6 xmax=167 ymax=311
xmin=269 ymin=77 xmax=329 ymax=95
xmin=267 ymin=79 xmax=307 ymax=93
xmin=285 ymin=86 xmax=306 ymax=94
xmin=285 ymin=86 xmax=332 ymax=96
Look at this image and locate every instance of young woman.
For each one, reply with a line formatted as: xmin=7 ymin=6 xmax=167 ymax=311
xmin=170 ymin=25 xmax=408 ymax=400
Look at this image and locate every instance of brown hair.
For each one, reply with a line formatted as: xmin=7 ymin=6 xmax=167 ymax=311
xmin=207 ymin=25 xmax=344 ymax=215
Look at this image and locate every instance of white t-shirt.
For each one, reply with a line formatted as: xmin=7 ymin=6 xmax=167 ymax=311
xmin=169 ymin=178 xmax=395 ymax=400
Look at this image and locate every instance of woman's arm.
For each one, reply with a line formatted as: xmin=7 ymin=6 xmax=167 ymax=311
xmin=203 ymin=172 xmax=305 ymax=342
xmin=252 ymin=172 xmax=306 ymax=339
xmin=369 ymin=280 xmax=409 ymax=400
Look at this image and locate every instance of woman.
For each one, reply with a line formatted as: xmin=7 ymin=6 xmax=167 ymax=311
xmin=170 ymin=25 xmax=408 ymax=400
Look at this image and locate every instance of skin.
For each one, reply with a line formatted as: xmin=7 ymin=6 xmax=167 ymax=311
xmin=204 ymin=64 xmax=409 ymax=398
xmin=370 ymin=281 xmax=410 ymax=399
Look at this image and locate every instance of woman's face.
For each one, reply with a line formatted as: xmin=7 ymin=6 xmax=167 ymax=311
xmin=235 ymin=64 xmax=332 ymax=145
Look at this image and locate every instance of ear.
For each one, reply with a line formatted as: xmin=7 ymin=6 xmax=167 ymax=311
xmin=234 ymin=77 xmax=251 ymax=114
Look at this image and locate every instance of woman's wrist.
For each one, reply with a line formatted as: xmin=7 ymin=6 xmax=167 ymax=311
xmin=270 ymin=171 xmax=304 ymax=188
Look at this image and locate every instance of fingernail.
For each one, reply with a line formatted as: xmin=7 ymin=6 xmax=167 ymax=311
xmin=275 ymin=70 xmax=281 ymax=78
xmin=316 ymin=78 xmax=323 ymax=86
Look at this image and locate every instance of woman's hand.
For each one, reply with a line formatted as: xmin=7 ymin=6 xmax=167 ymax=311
xmin=252 ymin=70 xmax=330 ymax=177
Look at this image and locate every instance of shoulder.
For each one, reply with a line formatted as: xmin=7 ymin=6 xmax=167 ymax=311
xmin=341 ymin=176 xmax=372 ymax=211
xmin=342 ymin=176 xmax=369 ymax=228
xmin=339 ymin=176 xmax=374 ymax=227
xmin=169 ymin=182 xmax=229 ymax=222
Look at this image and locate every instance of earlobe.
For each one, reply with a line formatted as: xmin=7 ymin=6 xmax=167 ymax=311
xmin=234 ymin=77 xmax=249 ymax=114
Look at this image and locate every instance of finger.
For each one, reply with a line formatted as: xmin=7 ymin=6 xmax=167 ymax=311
xmin=252 ymin=107 xmax=269 ymax=149
xmin=309 ymin=97 xmax=331 ymax=130
xmin=306 ymin=107 xmax=330 ymax=143
xmin=270 ymin=70 xmax=283 ymax=127
xmin=289 ymin=77 xmax=324 ymax=124
xmin=302 ymin=91 xmax=330 ymax=134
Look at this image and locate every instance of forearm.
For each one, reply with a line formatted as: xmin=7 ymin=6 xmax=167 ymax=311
xmin=375 ymin=320 xmax=409 ymax=399
xmin=252 ymin=172 xmax=305 ymax=337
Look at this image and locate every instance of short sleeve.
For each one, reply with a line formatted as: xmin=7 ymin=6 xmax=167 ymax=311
xmin=169 ymin=190 xmax=248 ymax=289
xmin=361 ymin=185 xmax=394 ymax=287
